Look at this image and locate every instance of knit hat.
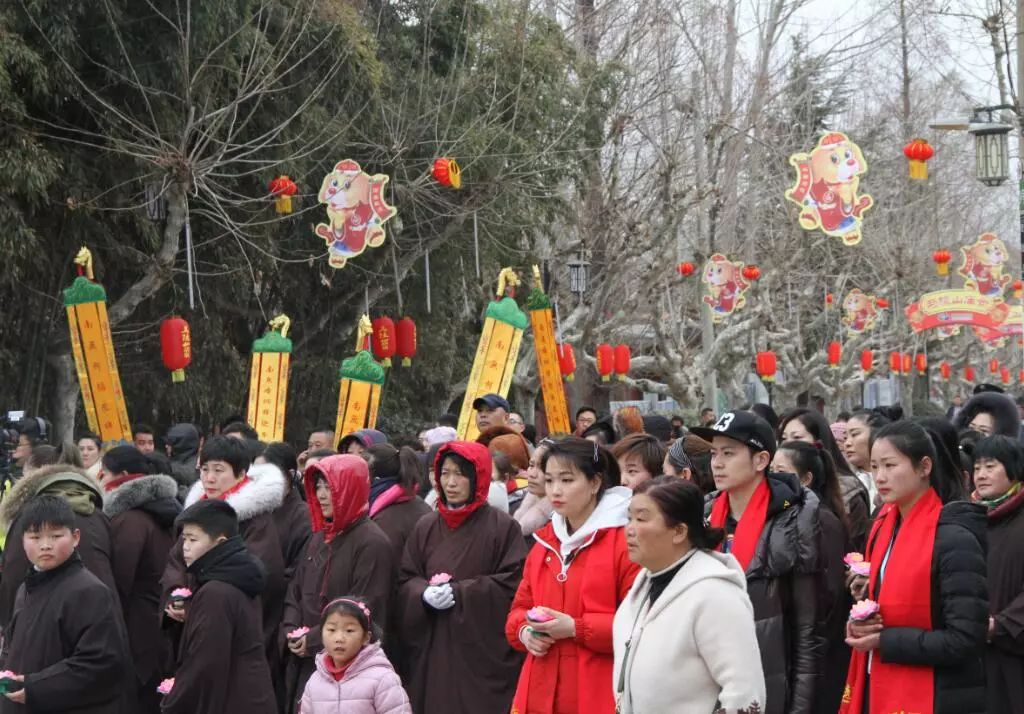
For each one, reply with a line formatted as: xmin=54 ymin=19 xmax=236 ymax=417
xmin=422 ymin=426 xmax=458 ymax=447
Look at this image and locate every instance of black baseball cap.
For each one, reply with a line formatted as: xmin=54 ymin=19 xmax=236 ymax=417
xmin=472 ymin=393 xmax=511 ymax=412
xmin=690 ymin=410 xmax=777 ymax=456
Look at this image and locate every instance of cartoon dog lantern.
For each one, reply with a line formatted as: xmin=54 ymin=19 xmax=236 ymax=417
xmin=314 ymin=159 xmax=397 ymax=269
xmin=958 ymin=233 xmax=1011 ymax=297
xmin=702 ymin=254 xmax=750 ymax=322
xmin=785 ymin=132 xmax=873 ymax=246
xmin=842 ymin=289 xmax=880 ymax=335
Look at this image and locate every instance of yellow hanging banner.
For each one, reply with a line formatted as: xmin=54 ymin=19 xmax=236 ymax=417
xmin=526 ymin=267 xmax=570 ymax=434
xmin=457 ymin=269 xmax=529 ymax=441
xmin=62 ymin=248 xmax=131 ymax=444
xmin=334 ymin=316 xmax=387 ymax=440
xmin=247 ymin=315 xmax=293 ymax=443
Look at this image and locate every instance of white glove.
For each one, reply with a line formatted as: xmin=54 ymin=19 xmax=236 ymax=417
xmin=422 ymin=584 xmax=455 ymax=610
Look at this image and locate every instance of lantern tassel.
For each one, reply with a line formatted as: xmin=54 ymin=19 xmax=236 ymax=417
xmin=171 ymin=369 xmax=185 ymax=383
xmin=937 ymin=263 xmax=949 ymax=276
xmin=401 ymin=357 xmax=411 ymax=367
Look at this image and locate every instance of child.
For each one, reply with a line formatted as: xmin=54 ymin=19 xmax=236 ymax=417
xmin=298 ymin=597 xmax=411 ymax=714
xmin=160 ymin=499 xmax=276 ymax=714
xmin=0 ymin=494 xmax=130 ymax=714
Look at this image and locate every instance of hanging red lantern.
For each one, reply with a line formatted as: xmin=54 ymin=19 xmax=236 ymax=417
xmin=825 ymin=293 xmax=834 ymax=307
xmin=902 ymin=138 xmax=935 ymax=180
xmin=860 ymin=350 xmax=873 ymax=374
xmin=1014 ymin=280 xmax=1023 ymax=299
xmin=1001 ymin=367 xmax=1011 ymax=385
xmin=614 ymin=344 xmax=632 ymax=381
xmin=741 ymin=265 xmax=761 ymax=281
xmin=676 ymin=261 xmax=696 ymax=277
xmin=596 ymin=344 xmax=615 ymax=382
xmin=827 ymin=341 xmax=842 ymax=368
xmin=1019 ymin=369 xmax=1024 ymax=383
xmin=931 ymin=249 xmax=952 ymax=276
xmin=756 ymin=351 xmax=777 ymax=382
xmin=902 ymin=353 xmax=912 ymax=375
xmin=965 ymin=366 xmax=976 ymax=382
xmin=558 ymin=343 xmax=577 ymax=382
xmin=889 ymin=352 xmax=901 ymax=373
xmin=160 ymin=316 xmax=192 ymax=383
xmin=875 ymin=297 xmax=890 ymax=309
xmin=990 ymin=358 xmax=1000 ymax=375
xmin=939 ymin=361 xmax=951 ymax=381
xmin=431 ymin=158 xmax=462 ymax=189
xmin=915 ymin=353 xmax=927 ymax=375
xmin=268 ymin=175 xmax=298 ymax=214
xmin=395 ymin=316 xmax=417 ymax=367
xmin=371 ymin=317 xmax=396 ymax=367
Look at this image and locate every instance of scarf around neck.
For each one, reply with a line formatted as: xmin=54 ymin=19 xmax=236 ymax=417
xmin=709 ymin=478 xmax=770 ymax=572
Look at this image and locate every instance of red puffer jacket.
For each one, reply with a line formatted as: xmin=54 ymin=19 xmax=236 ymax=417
xmin=506 ymin=506 xmax=639 ymax=714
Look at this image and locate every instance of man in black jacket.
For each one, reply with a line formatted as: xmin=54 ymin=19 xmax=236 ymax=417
xmin=694 ymin=411 xmax=825 ymax=714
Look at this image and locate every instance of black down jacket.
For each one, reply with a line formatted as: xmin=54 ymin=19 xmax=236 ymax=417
xmin=706 ymin=471 xmax=826 ymax=714
xmin=877 ymin=501 xmax=988 ymax=714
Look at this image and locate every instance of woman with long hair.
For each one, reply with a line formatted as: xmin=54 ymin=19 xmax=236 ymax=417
xmin=841 ymin=421 xmax=986 ymax=714
xmin=843 ymin=407 xmax=902 ymax=506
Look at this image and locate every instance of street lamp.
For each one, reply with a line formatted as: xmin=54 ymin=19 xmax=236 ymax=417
xmin=968 ymin=108 xmax=1012 ymax=186
xmin=567 ymin=249 xmax=590 ymax=298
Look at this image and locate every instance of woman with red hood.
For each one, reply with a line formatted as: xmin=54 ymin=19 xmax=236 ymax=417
xmin=279 ymin=454 xmax=395 ymax=714
xmin=397 ymin=441 xmax=529 ymax=714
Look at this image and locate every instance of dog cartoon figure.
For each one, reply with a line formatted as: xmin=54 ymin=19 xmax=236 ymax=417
xmin=842 ymin=289 xmax=879 ymax=334
xmin=785 ymin=132 xmax=874 ymax=245
xmin=958 ymin=233 xmax=1011 ymax=297
xmin=702 ymin=254 xmax=750 ymax=322
xmin=314 ymin=159 xmax=397 ymax=269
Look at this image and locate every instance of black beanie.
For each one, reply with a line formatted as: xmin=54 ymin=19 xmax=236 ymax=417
xmin=102 ymin=445 xmax=152 ymax=476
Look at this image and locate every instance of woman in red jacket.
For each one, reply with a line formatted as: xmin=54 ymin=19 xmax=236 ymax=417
xmin=506 ymin=437 xmax=640 ymax=714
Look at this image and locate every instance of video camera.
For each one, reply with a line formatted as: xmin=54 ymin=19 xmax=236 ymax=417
xmin=0 ymin=410 xmax=25 ymax=480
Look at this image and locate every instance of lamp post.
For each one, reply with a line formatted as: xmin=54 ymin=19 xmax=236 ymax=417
xmin=567 ymin=249 xmax=590 ymax=300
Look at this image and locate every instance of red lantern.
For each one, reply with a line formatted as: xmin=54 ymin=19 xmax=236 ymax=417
xmin=860 ymin=350 xmax=873 ymax=374
xmin=875 ymin=297 xmax=890 ymax=309
xmin=268 ymin=175 xmax=298 ymax=214
xmin=902 ymin=353 xmax=912 ymax=375
xmin=756 ymin=351 xmax=777 ymax=382
xmin=827 ymin=341 xmax=841 ymax=368
xmin=902 ymin=138 xmax=935 ymax=180
xmin=825 ymin=293 xmax=834 ymax=307
xmin=160 ymin=316 xmax=192 ymax=383
xmin=939 ymin=361 xmax=951 ymax=381
xmin=889 ymin=352 xmax=901 ymax=373
xmin=614 ymin=344 xmax=632 ymax=381
xmin=371 ymin=317 xmax=396 ymax=367
xmin=1001 ymin=367 xmax=1011 ymax=385
xmin=741 ymin=265 xmax=761 ymax=281
xmin=965 ymin=366 xmax=975 ymax=382
xmin=558 ymin=343 xmax=577 ymax=382
xmin=915 ymin=353 xmax=929 ymax=375
xmin=1014 ymin=280 xmax=1023 ymax=299
xmin=1019 ymin=369 xmax=1024 ymax=383
xmin=676 ymin=261 xmax=696 ymax=277
xmin=431 ymin=158 xmax=462 ymax=189
xmin=395 ymin=316 xmax=417 ymax=367
xmin=596 ymin=344 xmax=615 ymax=382
xmin=932 ymin=249 xmax=952 ymax=276
xmin=990 ymin=358 xmax=1000 ymax=375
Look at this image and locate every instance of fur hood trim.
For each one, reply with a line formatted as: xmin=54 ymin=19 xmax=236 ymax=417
xmin=955 ymin=391 xmax=1022 ymax=438
xmin=1 ymin=464 xmax=101 ymax=528
xmin=103 ymin=474 xmax=180 ymax=519
xmin=183 ymin=462 xmax=285 ymax=522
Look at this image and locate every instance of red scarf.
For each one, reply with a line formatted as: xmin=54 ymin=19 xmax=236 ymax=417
xmin=709 ymin=478 xmax=770 ymax=571
xmin=201 ymin=476 xmax=250 ymax=501
xmin=841 ymin=487 xmax=941 ymax=714
xmin=102 ymin=472 xmax=145 ymax=492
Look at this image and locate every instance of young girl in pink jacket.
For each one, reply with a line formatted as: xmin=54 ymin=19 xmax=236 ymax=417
xmin=298 ymin=597 xmax=411 ymax=714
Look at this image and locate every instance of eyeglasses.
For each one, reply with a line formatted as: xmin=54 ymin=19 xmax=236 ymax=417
xmin=508 ymin=418 xmax=524 ymax=426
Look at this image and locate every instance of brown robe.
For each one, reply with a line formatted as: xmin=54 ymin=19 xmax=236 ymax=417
xmin=161 ymin=537 xmax=276 ymax=714
xmin=104 ymin=474 xmax=180 ymax=714
xmin=398 ymin=505 xmax=527 ymax=714
xmin=1 ymin=553 xmax=130 ymax=714
xmin=273 ymin=484 xmax=312 ymax=581
xmin=372 ymin=496 xmax=431 ymax=570
xmin=986 ymin=488 xmax=1024 ymax=714
xmin=279 ymin=517 xmax=395 ymax=713
xmin=0 ymin=465 xmax=119 ymax=633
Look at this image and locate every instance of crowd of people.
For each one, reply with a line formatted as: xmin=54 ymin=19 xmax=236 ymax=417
xmin=0 ymin=384 xmax=1022 ymax=714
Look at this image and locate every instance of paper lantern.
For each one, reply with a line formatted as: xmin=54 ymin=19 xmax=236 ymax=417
xmin=558 ymin=343 xmax=576 ymax=382
xmin=614 ymin=344 xmax=632 ymax=381
xmin=431 ymin=158 xmax=462 ymax=189
xmin=915 ymin=353 xmax=927 ymax=375
xmin=875 ymin=297 xmax=890 ymax=309
xmin=269 ymin=175 xmax=298 ymax=214
xmin=902 ymin=353 xmax=912 ymax=375
xmin=860 ymin=350 xmax=873 ymax=374
xmin=1014 ymin=280 xmax=1023 ymax=299
xmin=1019 ymin=369 xmax=1024 ymax=384
xmin=932 ymin=249 xmax=952 ymax=276
xmin=741 ymin=265 xmax=761 ymax=281
xmin=889 ymin=352 xmax=901 ymax=373
xmin=827 ymin=341 xmax=841 ymax=368
xmin=596 ymin=343 xmax=615 ymax=382
xmin=939 ymin=361 xmax=951 ymax=380
xmin=990 ymin=358 xmax=1000 ymax=375
xmin=825 ymin=293 xmax=834 ymax=307
xmin=395 ymin=316 xmax=416 ymax=367
xmin=1001 ymin=367 xmax=1011 ymax=385
xmin=160 ymin=316 xmax=193 ymax=383
xmin=965 ymin=366 xmax=975 ymax=382
xmin=756 ymin=351 xmax=777 ymax=382
xmin=903 ymin=138 xmax=934 ymax=180
xmin=676 ymin=261 xmax=696 ymax=277
xmin=371 ymin=316 xmax=396 ymax=368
